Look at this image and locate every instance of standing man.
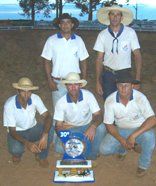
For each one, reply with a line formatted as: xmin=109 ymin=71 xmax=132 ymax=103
xmin=100 ymin=71 xmax=156 ymax=176
xmin=53 ymin=72 xmax=106 ymax=160
xmin=94 ymin=5 xmax=142 ymax=99
xmin=3 ymin=77 xmax=53 ymax=168
xmin=41 ymin=13 xmax=89 ymax=108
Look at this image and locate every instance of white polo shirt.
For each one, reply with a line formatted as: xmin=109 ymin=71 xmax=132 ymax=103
xmin=54 ymin=89 xmax=100 ymax=126
xmin=41 ymin=32 xmax=89 ymax=78
xmin=3 ymin=94 xmax=47 ymax=131
xmin=104 ymin=90 xmax=155 ymax=129
xmin=93 ymin=26 xmax=140 ymax=71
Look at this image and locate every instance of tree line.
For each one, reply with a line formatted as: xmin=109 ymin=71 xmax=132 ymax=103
xmin=18 ymin=0 xmax=132 ymax=25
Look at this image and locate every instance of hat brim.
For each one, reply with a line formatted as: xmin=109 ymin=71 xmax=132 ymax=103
xmin=97 ymin=6 xmax=133 ymax=25
xmin=12 ymin=83 xmax=39 ymax=91
xmin=61 ymin=80 xmax=87 ymax=87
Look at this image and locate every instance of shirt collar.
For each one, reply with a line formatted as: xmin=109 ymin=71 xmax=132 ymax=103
xmin=116 ymin=90 xmax=133 ymax=103
xmin=66 ymin=90 xmax=83 ymax=103
xmin=15 ymin=95 xmax=32 ymax=109
xmin=57 ymin=32 xmax=76 ymax=40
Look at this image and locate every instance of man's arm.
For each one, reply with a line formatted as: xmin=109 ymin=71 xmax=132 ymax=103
xmin=85 ymin=110 xmax=102 ymax=142
xmin=38 ymin=111 xmax=52 ymax=150
xmin=95 ymin=51 xmax=104 ymax=96
xmin=105 ymin=124 xmax=130 ymax=150
xmin=127 ymin=116 xmax=156 ymax=148
xmin=55 ymin=121 xmax=74 ymax=132
xmin=9 ymin=127 xmax=41 ymax=153
xmin=133 ymin=49 xmax=142 ymax=81
xmin=43 ymin=59 xmax=57 ymax=91
xmin=80 ymin=59 xmax=87 ymax=80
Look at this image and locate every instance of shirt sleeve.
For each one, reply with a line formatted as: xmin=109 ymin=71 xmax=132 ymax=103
xmin=130 ymin=29 xmax=140 ymax=51
xmin=41 ymin=37 xmax=53 ymax=61
xmin=93 ymin=32 xmax=105 ymax=53
xmin=3 ymin=103 xmax=16 ymax=128
xmin=103 ymin=99 xmax=115 ymax=124
xmin=137 ymin=94 xmax=155 ymax=120
xmin=87 ymin=92 xmax=100 ymax=114
xmin=53 ymin=100 xmax=65 ymax=122
xmin=78 ymin=37 xmax=89 ymax=61
xmin=34 ymin=95 xmax=48 ymax=115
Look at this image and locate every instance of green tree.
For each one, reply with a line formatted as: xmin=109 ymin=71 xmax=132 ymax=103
xmin=18 ymin=0 xmax=52 ymax=25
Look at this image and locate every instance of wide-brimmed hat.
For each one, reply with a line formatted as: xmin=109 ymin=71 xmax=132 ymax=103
xmin=97 ymin=5 xmax=133 ymax=25
xmin=61 ymin=72 xmax=87 ymax=87
xmin=53 ymin=13 xmax=79 ymax=29
xmin=116 ymin=70 xmax=140 ymax=84
xmin=12 ymin=77 xmax=39 ymax=91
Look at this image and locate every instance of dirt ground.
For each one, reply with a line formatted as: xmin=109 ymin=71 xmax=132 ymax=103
xmin=0 ymin=29 xmax=156 ymax=186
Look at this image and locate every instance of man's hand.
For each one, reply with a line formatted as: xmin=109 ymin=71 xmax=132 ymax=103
xmin=96 ymin=81 xmax=103 ymax=96
xmin=48 ymin=78 xmax=58 ymax=91
xmin=25 ymin=141 xmax=41 ymax=153
xmin=119 ymin=137 xmax=132 ymax=150
xmin=84 ymin=125 xmax=96 ymax=142
xmin=38 ymin=133 xmax=48 ymax=150
xmin=126 ymin=134 xmax=136 ymax=149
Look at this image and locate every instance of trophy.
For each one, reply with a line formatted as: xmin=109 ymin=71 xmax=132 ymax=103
xmin=53 ymin=130 xmax=95 ymax=183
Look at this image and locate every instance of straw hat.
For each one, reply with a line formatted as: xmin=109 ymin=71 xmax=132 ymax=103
xmin=97 ymin=5 xmax=133 ymax=25
xmin=12 ymin=77 xmax=39 ymax=91
xmin=53 ymin=13 xmax=79 ymax=29
xmin=61 ymin=72 xmax=87 ymax=87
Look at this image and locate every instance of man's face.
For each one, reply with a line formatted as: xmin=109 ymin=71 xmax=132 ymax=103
xmin=117 ymin=83 xmax=133 ymax=98
xmin=18 ymin=90 xmax=32 ymax=103
xmin=66 ymin=83 xmax=81 ymax=98
xmin=59 ymin=19 xmax=74 ymax=33
xmin=108 ymin=10 xmax=123 ymax=27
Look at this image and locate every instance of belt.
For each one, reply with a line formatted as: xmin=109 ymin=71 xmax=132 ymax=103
xmin=104 ymin=66 xmax=116 ymax=74
xmin=104 ymin=66 xmax=131 ymax=75
xmin=51 ymin=76 xmax=65 ymax=80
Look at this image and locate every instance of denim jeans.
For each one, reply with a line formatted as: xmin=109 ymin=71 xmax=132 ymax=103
xmin=99 ymin=128 xmax=155 ymax=169
xmin=102 ymin=71 xmax=117 ymax=100
xmin=55 ymin=123 xmax=107 ymax=160
xmin=7 ymin=124 xmax=54 ymax=160
xmin=52 ymin=79 xmax=67 ymax=143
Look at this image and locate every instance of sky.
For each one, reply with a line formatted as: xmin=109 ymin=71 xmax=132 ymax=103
xmin=0 ymin=0 xmax=156 ymax=6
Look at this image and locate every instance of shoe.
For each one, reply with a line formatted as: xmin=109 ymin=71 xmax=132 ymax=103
xmin=136 ymin=167 xmax=147 ymax=177
xmin=12 ymin=156 xmax=21 ymax=165
xmin=133 ymin=143 xmax=142 ymax=153
xmin=38 ymin=159 xmax=49 ymax=168
xmin=117 ymin=154 xmax=126 ymax=161
xmin=35 ymin=154 xmax=49 ymax=168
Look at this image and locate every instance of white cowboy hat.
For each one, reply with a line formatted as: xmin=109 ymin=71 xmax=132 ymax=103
xmin=12 ymin=77 xmax=39 ymax=91
xmin=97 ymin=5 xmax=133 ymax=25
xmin=61 ymin=72 xmax=87 ymax=87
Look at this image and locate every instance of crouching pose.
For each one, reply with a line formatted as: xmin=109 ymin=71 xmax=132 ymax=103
xmin=3 ymin=77 xmax=53 ymax=168
xmin=54 ymin=72 xmax=106 ymax=160
xmin=100 ymin=71 xmax=156 ymax=176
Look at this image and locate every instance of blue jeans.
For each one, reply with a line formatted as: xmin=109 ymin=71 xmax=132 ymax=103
xmin=55 ymin=123 xmax=107 ymax=160
xmin=7 ymin=124 xmax=54 ymax=160
xmin=99 ymin=128 xmax=155 ymax=169
xmin=52 ymin=80 xmax=67 ymax=143
xmin=102 ymin=71 xmax=117 ymax=100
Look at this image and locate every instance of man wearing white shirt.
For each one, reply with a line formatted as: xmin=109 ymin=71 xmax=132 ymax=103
xmin=100 ymin=71 xmax=156 ymax=176
xmin=41 ymin=13 xmax=89 ymax=108
xmin=54 ymin=72 xmax=106 ymax=160
xmin=94 ymin=5 xmax=142 ymax=99
xmin=3 ymin=77 xmax=53 ymax=168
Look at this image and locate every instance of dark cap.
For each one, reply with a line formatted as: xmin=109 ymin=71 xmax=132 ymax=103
xmin=53 ymin=13 xmax=79 ymax=29
xmin=116 ymin=70 xmax=140 ymax=84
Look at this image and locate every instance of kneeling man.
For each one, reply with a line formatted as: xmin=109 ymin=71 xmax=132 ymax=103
xmin=3 ymin=77 xmax=53 ymax=167
xmin=100 ymin=71 xmax=156 ymax=176
xmin=54 ymin=72 xmax=106 ymax=160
